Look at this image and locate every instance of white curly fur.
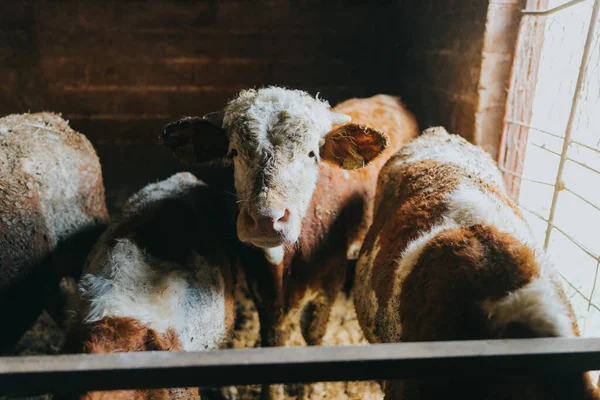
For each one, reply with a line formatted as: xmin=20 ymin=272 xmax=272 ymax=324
xmin=78 ymin=173 xmax=228 ymax=351
xmin=220 ymin=87 xmax=351 ymax=249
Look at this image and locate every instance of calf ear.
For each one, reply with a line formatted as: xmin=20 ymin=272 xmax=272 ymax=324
xmin=160 ymin=116 xmax=229 ymax=166
xmin=320 ymin=123 xmax=389 ymax=170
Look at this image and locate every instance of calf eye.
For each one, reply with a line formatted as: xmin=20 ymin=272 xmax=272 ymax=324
xmin=228 ymin=149 xmax=238 ymax=158
xmin=308 ymin=151 xmax=316 ymax=158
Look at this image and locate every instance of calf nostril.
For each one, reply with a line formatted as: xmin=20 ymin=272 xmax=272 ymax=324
xmin=244 ymin=208 xmax=257 ymax=228
xmin=277 ymin=209 xmax=290 ymax=223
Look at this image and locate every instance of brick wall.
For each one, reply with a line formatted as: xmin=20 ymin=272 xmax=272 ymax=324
xmin=0 ymin=0 xmax=523 ymax=214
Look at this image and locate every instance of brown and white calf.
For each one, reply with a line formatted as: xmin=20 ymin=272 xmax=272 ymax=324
xmin=354 ymin=126 xmax=599 ymax=399
xmin=62 ymin=172 xmax=238 ymax=400
xmin=0 ymin=112 xmax=109 ymax=353
xmin=161 ymin=87 xmax=418 ymax=396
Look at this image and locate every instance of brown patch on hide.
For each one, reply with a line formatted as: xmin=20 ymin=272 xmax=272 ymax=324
xmin=399 ymin=224 xmax=539 ymax=342
xmin=385 ymin=225 xmax=600 ymax=399
xmin=68 ymin=317 xmax=199 ymax=400
xmin=361 ymin=157 xmax=534 ymax=340
xmin=364 ymin=160 xmax=463 ymax=322
xmin=79 ymin=316 xmax=182 ymax=354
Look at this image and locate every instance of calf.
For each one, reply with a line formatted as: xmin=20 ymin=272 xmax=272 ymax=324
xmin=161 ymin=86 xmax=418 ymax=397
xmin=62 ymin=172 xmax=238 ymax=400
xmin=354 ymin=126 xmax=599 ymax=399
xmin=0 ymin=112 xmax=109 ymax=353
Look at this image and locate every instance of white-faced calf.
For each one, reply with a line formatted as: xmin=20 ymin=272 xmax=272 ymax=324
xmin=161 ymin=86 xmax=418 ymax=398
xmin=161 ymin=87 xmax=418 ymax=343
xmin=63 ymin=172 xmax=238 ymax=400
xmin=354 ymin=126 xmax=599 ymax=399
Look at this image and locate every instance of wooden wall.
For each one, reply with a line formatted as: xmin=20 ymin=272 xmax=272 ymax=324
xmin=394 ymin=0 xmax=524 ymax=159
xmin=0 ymin=0 xmax=522 ymax=214
xmin=394 ymin=0 xmax=490 ymax=143
xmin=1 ymin=1 xmax=408 ymax=214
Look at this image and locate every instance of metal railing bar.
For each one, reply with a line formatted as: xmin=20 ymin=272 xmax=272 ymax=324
xmin=522 ymin=178 xmax=554 ymax=187
xmin=544 ymin=0 xmax=600 ymax=249
xmin=518 ymin=204 xmax=550 ymax=222
xmin=566 ymin=157 xmax=600 ymax=176
xmin=519 ymin=205 xmax=600 ymax=260
xmin=556 ymin=269 xmax=599 ymax=308
xmin=519 ymin=208 xmax=600 ymax=311
xmin=522 ymin=0 xmax=591 ymax=15
xmin=557 ymin=271 xmax=600 ymax=313
xmin=531 ymin=142 xmax=562 ymax=156
xmin=2 ymin=338 xmax=600 ymax=396
xmin=563 ymin=186 xmax=600 ymax=213
xmin=589 ymin=260 xmax=600 ymax=311
xmin=505 ymin=119 xmax=564 ymax=139
xmin=501 ymin=124 xmax=600 ymax=171
xmin=572 ymin=139 xmax=600 ymax=153
xmin=498 ymin=166 xmax=555 ymax=186
xmin=548 ymin=222 xmax=599 ymax=261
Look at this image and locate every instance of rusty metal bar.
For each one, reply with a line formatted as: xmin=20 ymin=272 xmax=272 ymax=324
xmin=2 ymin=338 xmax=600 ymax=396
xmin=564 ymin=186 xmax=600 ymax=213
xmin=520 ymin=204 xmax=600 ymax=311
xmin=531 ymin=142 xmax=561 ymax=156
xmin=522 ymin=0 xmax=591 ymax=15
xmin=505 ymin=119 xmax=564 ymax=139
xmin=519 ymin=204 xmax=600 ymax=260
xmin=566 ymin=157 xmax=600 ymax=176
xmin=505 ymin=119 xmax=600 ymax=153
xmin=558 ymin=269 xmax=600 ymax=311
xmin=572 ymin=139 xmax=600 ymax=153
xmin=498 ymin=166 xmax=555 ymax=186
xmin=590 ymin=260 xmax=600 ymax=311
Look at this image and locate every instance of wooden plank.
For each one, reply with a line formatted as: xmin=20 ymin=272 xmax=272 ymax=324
xmin=0 ymin=85 xmax=378 ymax=122
xmin=4 ymin=86 xmax=244 ymax=117
xmin=1 ymin=338 xmax=600 ymax=396
xmin=2 ymin=28 xmax=399 ymax=63
xmin=37 ymin=57 xmax=390 ymax=89
xmin=27 ymin=1 xmax=400 ymax=32
xmin=497 ymin=0 xmax=550 ymax=198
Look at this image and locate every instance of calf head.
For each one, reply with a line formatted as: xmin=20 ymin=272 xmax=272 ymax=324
xmin=161 ymin=87 xmax=388 ymax=250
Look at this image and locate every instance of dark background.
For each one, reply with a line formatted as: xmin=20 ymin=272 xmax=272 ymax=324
xmin=0 ymin=0 xmax=522 ymax=215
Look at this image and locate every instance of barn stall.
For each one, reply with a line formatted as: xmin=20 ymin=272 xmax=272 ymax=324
xmin=1 ymin=0 xmax=600 ymax=399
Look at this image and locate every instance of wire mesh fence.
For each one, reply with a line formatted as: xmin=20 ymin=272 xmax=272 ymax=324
xmin=499 ymin=0 xmax=600 ymax=339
